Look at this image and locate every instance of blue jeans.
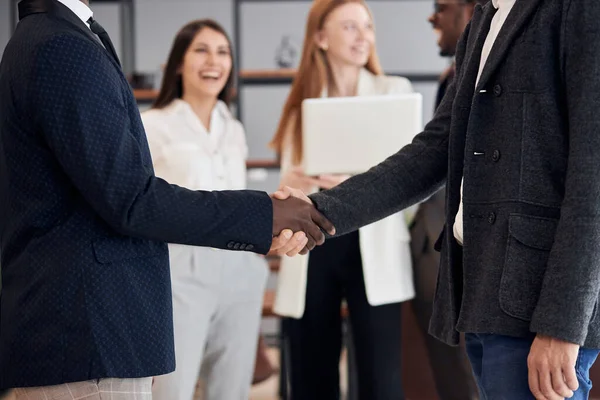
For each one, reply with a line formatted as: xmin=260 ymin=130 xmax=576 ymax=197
xmin=465 ymin=333 xmax=599 ymax=400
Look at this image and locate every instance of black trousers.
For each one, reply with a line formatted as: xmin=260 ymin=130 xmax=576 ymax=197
xmin=411 ymin=259 xmax=478 ymax=400
xmin=285 ymin=231 xmax=404 ymax=400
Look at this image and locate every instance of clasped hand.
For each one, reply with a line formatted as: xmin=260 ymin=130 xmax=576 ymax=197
xmin=268 ymin=186 xmax=335 ymax=257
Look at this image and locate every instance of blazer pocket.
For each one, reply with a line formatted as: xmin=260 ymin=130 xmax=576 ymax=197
xmin=93 ymin=236 xmax=163 ymax=264
xmin=499 ymin=214 xmax=558 ymax=321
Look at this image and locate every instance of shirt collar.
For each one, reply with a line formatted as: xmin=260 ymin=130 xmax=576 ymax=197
xmin=56 ymin=0 xmax=93 ymax=28
xmin=492 ymin=0 xmax=517 ymax=10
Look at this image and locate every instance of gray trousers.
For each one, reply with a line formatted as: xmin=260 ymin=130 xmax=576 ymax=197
xmin=152 ymin=248 xmax=268 ymax=400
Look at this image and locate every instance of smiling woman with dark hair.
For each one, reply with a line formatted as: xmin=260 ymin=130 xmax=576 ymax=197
xmin=141 ymin=19 xmax=288 ymax=400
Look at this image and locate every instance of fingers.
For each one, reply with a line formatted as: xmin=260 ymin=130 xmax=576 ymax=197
xmin=304 ymin=234 xmax=317 ymax=251
xmin=281 ymin=186 xmax=312 ymax=203
xmin=269 ymin=230 xmax=309 ymax=257
xmin=272 ymin=186 xmax=331 ymax=249
xmin=537 ymin=366 xmax=563 ymax=400
xmin=269 ymin=229 xmax=293 ymax=252
xmin=551 ymin=368 xmax=573 ymax=399
xmin=563 ymin=364 xmax=579 ymax=392
xmin=278 ymin=185 xmax=335 ymax=236
xmin=278 ymin=230 xmax=306 ymax=256
xmin=529 ymin=367 xmax=546 ymax=400
xmin=285 ymin=232 xmax=309 ymax=257
xmin=272 ymin=186 xmax=307 ymax=200
xmin=272 ymin=189 xmax=291 ymax=200
xmin=310 ymin=208 xmax=336 ymax=236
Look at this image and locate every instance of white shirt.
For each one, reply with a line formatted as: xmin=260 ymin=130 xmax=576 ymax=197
xmin=141 ymin=99 xmax=248 ymax=192
xmin=56 ymin=0 xmax=93 ymax=28
xmin=453 ymin=0 xmax=517 ymax=245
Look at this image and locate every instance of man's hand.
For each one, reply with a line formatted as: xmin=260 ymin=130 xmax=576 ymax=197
xmin=271 ymin=186 xmax=335 ymax=252
xmin=272 ymin=185 xmax=312 ymax=204
xmin=528 ymin=334 xmax=580 ymax=400
xmin=269 ymin=229 xmax=309 ymax=257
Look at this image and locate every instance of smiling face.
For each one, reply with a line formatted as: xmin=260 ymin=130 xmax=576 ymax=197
xmin=180 ymin=27 xmax=233 ymax=101
xmin=315 ymin=2 xmax=375 ymax=68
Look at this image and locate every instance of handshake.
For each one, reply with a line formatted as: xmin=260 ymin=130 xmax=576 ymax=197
xmin=269 ymin=186 xmax=336 ymax=257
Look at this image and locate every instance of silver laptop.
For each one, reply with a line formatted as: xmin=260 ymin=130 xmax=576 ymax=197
xmin=301 ymin=93 xmax=423 ymax=176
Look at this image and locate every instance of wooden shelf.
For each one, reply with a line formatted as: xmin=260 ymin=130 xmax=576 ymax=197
xmin=247 ymin=159 xmax=280 ymax=169
xmin=134 ymin=89 xmax=158 ymax=101
xmin=239 ymin=68 xmax=296 ymax=79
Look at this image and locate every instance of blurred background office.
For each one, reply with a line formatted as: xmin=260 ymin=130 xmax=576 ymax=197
xmin=0 ymin=0 xmax=476 ymax=399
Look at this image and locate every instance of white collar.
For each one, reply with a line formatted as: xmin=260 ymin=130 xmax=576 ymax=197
xmin=56 ymin=0 xmax=93 ymax=29
xmin=491 ymin=0 xmax=516 ymax=10
xmin=171 ymin=99 xmax=233 ymax=121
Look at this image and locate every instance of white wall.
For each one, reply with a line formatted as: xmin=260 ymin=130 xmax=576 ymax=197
xmin=0 ymin=0 xmax=12 ymax=58
xmin=135 ymin=0 xmax=234 ymax=73
xmin=239 ymin=1 xmax=447 ymax=73
xmin=93 ymin=3 xmax=123 ymax=59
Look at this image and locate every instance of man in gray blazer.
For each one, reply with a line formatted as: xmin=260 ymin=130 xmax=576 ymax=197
xmin=277 ymin=0 xmax=600 ymax=398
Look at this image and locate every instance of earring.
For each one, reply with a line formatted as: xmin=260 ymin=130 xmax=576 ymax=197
xmin=322 ymin=44 xmax=328 ymax=51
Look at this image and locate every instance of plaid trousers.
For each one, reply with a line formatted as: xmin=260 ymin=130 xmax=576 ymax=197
xmin=8 ymin=378 xmax=152 ymax=400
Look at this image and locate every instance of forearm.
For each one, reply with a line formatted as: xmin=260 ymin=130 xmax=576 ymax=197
xmin=118 ymin=178 xmax=274 ymax=254
xmin=309 ymin=140 xmax=447 ymax=236
xmin=309 ymin=75 xmax=457 ymax=236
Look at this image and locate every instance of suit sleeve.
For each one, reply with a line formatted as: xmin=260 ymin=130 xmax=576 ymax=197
xmin=32 ymin=34 xmax=273 ymax=254
xmin=308 ymin=77 xmax=455 ymax=237
xmin=307 ymin=22 xmax=476 ymax=237
xmin=529 ymin=0 xmax=600 ymax=345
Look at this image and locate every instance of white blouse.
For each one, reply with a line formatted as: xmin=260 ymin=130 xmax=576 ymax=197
xmin=142 ymin=99 xmax=248 ymax=192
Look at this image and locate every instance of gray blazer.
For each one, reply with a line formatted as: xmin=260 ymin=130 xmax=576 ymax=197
xmin=310 ymin=0 xmax=600 ymax=348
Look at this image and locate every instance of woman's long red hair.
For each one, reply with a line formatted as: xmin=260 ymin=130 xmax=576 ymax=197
xmin=269 ymin=0 xmax=383 ymax=165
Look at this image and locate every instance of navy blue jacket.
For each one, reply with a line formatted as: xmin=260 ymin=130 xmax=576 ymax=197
xmin=0 ymin=0 xmax=272 ymax=388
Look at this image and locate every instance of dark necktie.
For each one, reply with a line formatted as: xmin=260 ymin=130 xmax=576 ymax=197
xmin=87 ymin=17 xmax=121 ymax=67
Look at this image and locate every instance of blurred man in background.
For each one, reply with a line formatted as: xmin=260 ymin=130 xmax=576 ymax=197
xmin=407 ymin=1 xmax=487 ymax=398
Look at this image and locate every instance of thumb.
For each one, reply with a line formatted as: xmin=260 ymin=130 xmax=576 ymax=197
xmin=272 ymin=186 xmax=293 ymax=200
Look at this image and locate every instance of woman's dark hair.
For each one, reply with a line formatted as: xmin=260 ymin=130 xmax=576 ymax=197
xmin=152 ymin=19 xmax=235 ymax=108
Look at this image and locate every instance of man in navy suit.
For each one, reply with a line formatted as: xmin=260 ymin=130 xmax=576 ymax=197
xmin=0 ymin=0 xmax=334 ymax=396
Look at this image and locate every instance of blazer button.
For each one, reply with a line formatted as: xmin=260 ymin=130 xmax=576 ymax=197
xmin=239 ymin=243 xmax=247 ymax=250
xmin=488 ymin=212 xmax=497 ymax=224
xmin=492 ymin=150 xmax=501 ymax=162
xmin=227 ymin=241 xmax=235 ymax=249
xmin=246 ymin=244 xmax=254 ymax=251
xmin=234 ymin=243 xmax=241 ymax=250
xmin=493 ymin=84 xmax=503 ymax=97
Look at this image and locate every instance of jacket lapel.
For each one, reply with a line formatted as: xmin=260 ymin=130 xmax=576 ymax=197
xmin=454 ymin=3 xmax=497 ymax=102
xmin=475 ymin=0 xmax=543 ymax=91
